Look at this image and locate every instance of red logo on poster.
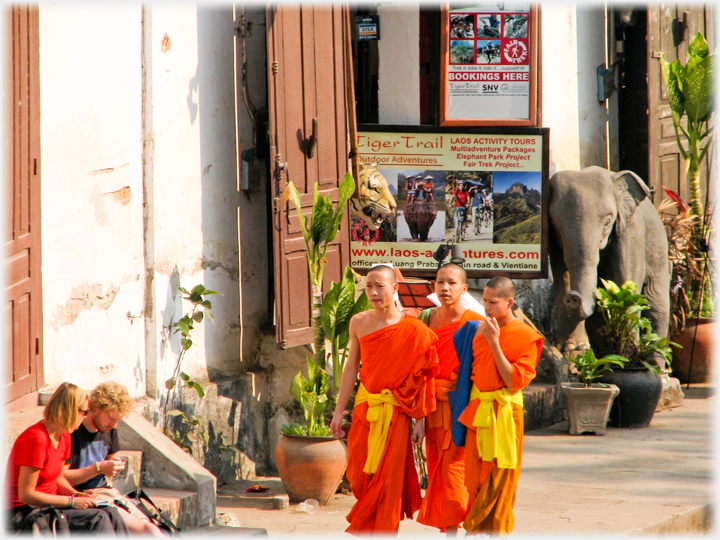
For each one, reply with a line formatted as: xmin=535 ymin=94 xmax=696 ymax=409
xmin=503 ymin=40 xmax=528 ymax=64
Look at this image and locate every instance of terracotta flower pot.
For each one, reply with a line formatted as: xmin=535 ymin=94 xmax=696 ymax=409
xmin=561 ymin=382 xmax=620 ymax=435
xmin=275 ymin=433 xmax=348 ymax=505
xmin=671 ymin=318 xmax=716 ymax=384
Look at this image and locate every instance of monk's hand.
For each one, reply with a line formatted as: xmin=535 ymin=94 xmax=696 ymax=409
xmin=411 ymin=418 xmax=425 ymax=446
xmin=481 ymin=316 xmax=501 ymax=343
xmin=330 ymin=412 xmax=345 ymax=439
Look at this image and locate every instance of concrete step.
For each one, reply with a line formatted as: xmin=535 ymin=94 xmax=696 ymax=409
xmin=142 ymin=487 xmax=197 ymax=531
xmin=111 ymin=450 xmax=143 ymax=495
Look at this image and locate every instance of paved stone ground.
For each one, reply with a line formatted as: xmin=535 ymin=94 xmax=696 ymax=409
xmin=192 ymin=384 xmax=715 ymax=538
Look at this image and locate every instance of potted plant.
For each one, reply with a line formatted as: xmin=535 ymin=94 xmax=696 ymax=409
xmin=275 ymin=358 xmax=348 ymax=504
xmin=658 ymin=189 xmax=715 ymax=383
xmin=594 ymin=279 xmax=677 ymax=428
xmin=659 ymin=32 xmax=716 ymax=382
xmin=274 ymin=175 xmax=358 ymax=505
xmin=561 ymin=349 xmax=626 ymax=435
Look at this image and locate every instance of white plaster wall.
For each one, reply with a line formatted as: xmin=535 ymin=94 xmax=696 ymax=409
xmin=378 ymin=3 xmax=420 ymax=125
xmin=576 ymin=4 xmax=620 ymax=170
xmin=38 ymin=6 xmax=147 ymax=395
xmin=145 ymin=5 xmax=240 ymax=398
xmin=541 ymin=4 xmax=581 ymax=174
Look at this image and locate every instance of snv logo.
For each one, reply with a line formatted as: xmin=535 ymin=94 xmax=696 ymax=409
xmin=482 ymin=84 xmax=499 ymax=93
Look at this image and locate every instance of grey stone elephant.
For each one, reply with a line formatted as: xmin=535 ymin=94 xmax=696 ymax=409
xmin=548 ymin=166 xmax=670 ymax=355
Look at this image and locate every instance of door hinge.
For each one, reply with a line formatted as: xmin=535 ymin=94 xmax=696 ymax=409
xmin=272 ymin=61 xmax=279 ymax=75
xmin=35 ymin=337 xmax=39 ymax=355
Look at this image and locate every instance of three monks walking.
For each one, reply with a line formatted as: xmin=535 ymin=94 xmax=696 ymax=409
xmin=330 ymin=264 xmax=543 ymax=536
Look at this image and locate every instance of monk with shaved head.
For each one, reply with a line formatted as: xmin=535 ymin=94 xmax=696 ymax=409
xmin=416 ymin=263 xmax=483 ymax=535
xmin=330 ymin=264 xmax=439 ymax=535
xmin=449 ymin=275 xmax=543 ymax=535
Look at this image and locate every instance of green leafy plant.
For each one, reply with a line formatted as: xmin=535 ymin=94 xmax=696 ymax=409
xmin=281 ymin=358 xmax=332 ymax=437
xmin=163 ymin=284 xmax=218 ymax=452
xmin=321 ymin=266 xmax=372 ymax=392
xmin=660 ymin=32 xmax=715 ymax=320
xmin=279 ymin=174 xmax=356 ymax=369
xmin=595 ymin=279 xmax=679 ymax=375
xmin=568 ymin=348 xmax=627 ymax=387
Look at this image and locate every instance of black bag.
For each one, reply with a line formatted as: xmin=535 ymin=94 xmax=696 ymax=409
xmin=122 ymin=489 xmax=180 ymax=536
xmin=12 ymin=505 xmax=70 ymax=536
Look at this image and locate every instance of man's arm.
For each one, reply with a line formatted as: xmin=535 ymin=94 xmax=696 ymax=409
xmin=478 ymin=318 xmax=515 ymax=390
xmin=330 ymin=316 xmax=362 ymax=438
xmin=64 ymin=456 xmax=125 ymax=486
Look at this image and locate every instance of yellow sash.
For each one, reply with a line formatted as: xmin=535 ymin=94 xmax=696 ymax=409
xmin=469 ymin=384 xmax=524 ymax=469
xmin=355 ymin=383 xmax=401 ymax=474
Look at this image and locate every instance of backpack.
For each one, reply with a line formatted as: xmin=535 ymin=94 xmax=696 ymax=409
xmin=121 ymin=489 xmax=180 ymax=535
xmin=13 ymin=506 xmax=70 ymax=536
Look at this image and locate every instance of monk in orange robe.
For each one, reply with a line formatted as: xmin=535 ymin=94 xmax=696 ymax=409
xmin=455 ymin=276 xmax=543 ymax=535
xmin=330 ymin=264 xmax=439 ymax=535
xmin=416 ymin=264 xmax=483 ymax=535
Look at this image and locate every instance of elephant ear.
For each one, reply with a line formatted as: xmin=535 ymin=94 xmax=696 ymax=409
xmin=611 ymin=170 xmax=651 ymax=235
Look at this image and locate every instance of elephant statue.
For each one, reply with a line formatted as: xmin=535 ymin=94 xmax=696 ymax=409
xmin=548 ymin=166 xmax=670 ymax=356
xmin=403 ymin=201 xmax=437 ymax=242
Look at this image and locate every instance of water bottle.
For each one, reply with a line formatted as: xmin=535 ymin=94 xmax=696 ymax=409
xmin=297 ymin=499 xmax=319 ymax=514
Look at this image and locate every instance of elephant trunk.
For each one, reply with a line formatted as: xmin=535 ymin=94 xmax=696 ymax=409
xmin=563 ymin=290 xmax=594 ymax=320
xmin=564 ymin=259 xmax=599 ymax=321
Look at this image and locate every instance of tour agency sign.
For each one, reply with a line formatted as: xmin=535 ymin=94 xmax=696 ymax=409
xmin=440 ymin=3 xmax=539 ymax=126
xmin=350 ymin=125 xmax=549 ymax=279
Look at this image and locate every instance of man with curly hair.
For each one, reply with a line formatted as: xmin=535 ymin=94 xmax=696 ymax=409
xmin=64 ymin=382 xmax=164 ymax=536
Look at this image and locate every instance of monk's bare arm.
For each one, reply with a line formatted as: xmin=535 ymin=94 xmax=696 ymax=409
xmin=479 ymin=317 xmax=515 ymax=390
xmin=330 ymin=315 xmax=362 ymax=438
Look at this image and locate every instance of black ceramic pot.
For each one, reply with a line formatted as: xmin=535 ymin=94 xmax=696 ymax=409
xmin=599 ymin=368 xmax=662 ymax=428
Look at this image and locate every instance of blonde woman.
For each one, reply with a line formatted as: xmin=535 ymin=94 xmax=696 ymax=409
xmin=6 ymin=382 xmax=128 ymax=533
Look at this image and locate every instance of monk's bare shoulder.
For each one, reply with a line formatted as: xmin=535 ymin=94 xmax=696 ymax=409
xmin=350 ymin=310 xmax=374 ymax=338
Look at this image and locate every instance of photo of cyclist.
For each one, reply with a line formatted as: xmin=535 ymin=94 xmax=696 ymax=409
xmin=449 ymin=181 xmax=471 ymax=242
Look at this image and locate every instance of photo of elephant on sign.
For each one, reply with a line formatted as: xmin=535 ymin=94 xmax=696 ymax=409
xmin=548 ymin=166 xmax=670 ymax=356
xmin=395 ymin=170 xmax=446 ymax=242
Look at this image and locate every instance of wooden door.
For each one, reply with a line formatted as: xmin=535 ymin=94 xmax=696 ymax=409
xmin=647 ymin=5 xmax=714 ymax=205
xmin=266 ymin=4 xmax=352 ymax=349
xmin=5 ymin=6 xmax=43 ymax=402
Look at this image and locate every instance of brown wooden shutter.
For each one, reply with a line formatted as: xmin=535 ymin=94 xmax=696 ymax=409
xmin=647 ymin=6 xmax=714 ymax=205
xmin=4 ymin=6 xmax=43 ymax=402
xmin=267 ymin=3 xmax=352 ymax=349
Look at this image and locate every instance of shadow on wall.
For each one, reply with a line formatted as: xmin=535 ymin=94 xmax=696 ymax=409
xmin=194 ymin=5 xmax=279 ymax=479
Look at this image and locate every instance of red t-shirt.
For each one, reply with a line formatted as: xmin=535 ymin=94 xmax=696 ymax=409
xmin=453 ymin=189 xmax=470 ymax=207
xmin=6 ymin=420 xmax=71 ymax=508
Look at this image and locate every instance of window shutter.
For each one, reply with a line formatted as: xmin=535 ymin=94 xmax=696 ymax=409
xmin=5 ymin=5 xmax=44 ymax=402
xmin=266 ymin=4 xmax=352 ymax=349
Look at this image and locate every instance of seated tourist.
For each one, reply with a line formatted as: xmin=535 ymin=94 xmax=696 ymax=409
xmin=64 ymin=382 xmax=164 ymax=536
xmin=6 ymin=382 xmax=129 ymax=534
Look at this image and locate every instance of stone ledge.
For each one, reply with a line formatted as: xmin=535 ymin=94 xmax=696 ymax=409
xmin=632 ymin=503 xmax=713 ymax=535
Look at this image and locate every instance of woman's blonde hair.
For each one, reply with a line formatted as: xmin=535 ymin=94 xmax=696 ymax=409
xmin=43 ymin=382 xmax=87 ymax=431
xmin=89 ymin=382 xmax=132 ymax=416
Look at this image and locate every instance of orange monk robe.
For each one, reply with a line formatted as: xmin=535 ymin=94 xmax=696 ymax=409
xmin=417 ymin=309 xmax=484 ymax=530
xmin=458 ymin=319 xmax=543 ymax=535
xmin=345 ymin=316 xmax=439 ymax=535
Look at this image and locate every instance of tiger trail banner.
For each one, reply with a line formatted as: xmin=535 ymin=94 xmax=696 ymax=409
xmin=350 ymin=125 xmax=549 ymax=279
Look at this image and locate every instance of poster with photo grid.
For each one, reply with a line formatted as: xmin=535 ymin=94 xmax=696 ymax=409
xmin=440 ymin=3 xmax=539 ymax=126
